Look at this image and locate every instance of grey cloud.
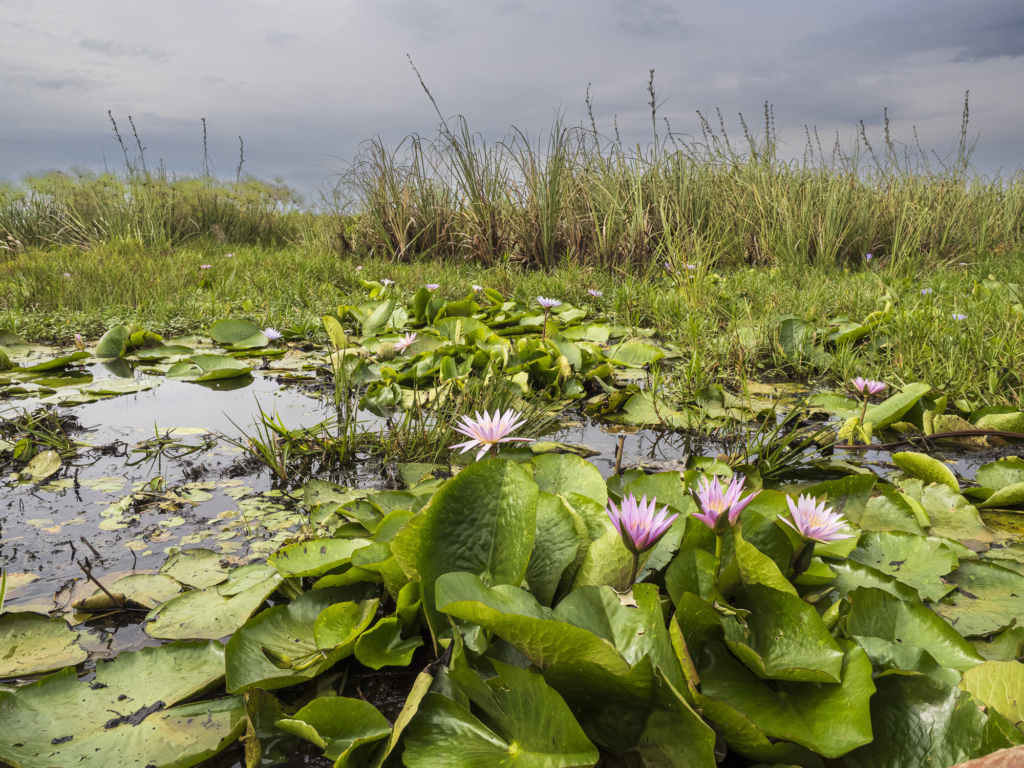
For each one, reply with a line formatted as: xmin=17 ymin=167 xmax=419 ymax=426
xmin=264 ymin=32 xmax=298 ymax=45
xmin=80 ymin=38 xmax=171 ymax=61
xmin=614 ymin=0 xmax=697 ymax=38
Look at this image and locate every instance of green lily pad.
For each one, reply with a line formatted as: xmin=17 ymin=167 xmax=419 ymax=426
xmin=844 ymin=673 xmax=1023 ymax=767
xmin=722 ymin=583 xmax=844 ymax=683
xmin=865 ymin=383 xmax=932 ymax=429
xmin=146 ymin=567 xmax=282 ymax=640
xmin=94 ymin=325 xmax=131 ymax=358
xmin=892 ymin=452 xmax=959 ymax=491
xmin=847 ymin=587 xmax=984 ymax=671
xmin=959 ymin=661 xmax=1024 ymax=735
xmin=403 ymin=661 xmax=600 ymax=768
xmin=22 ymin=449 xmax=61 ymax=481
xmin=525 ymin=493 xmax=583 ymax=606
xmin=21 ymin=351 xmax=90 ymax=372
xmin=848 ymin=531 xmax=958 ymax=601
xmin=276 ymin=697 xmax=392 ymax=765
xmin=980 ymin=482 xmax=1024 ymax=510
xmin=160 ymin=548 xmax=229 ymax=588
xmin=210 ymin=319 xmax=268 ymax=349
xmin=932 ymin=560 xmax=1024 ymax=638
xmin=354 ymin=616 xmax=424 ymax=670
xmin=90 ymin=573 xmax=181 ymax=609
xmin=417 ymin=459 xmax=538 ymax=639
xmin=167 ymin=355 xmax=253 ymax=382
xmin=697 ymin=639 xmax=875 ymax=759
xmin=224 ymin=588 xmax=377 ymax=693
xmin=0 ymin=641 xmax=241 ymax=768
xmin=268 ymin=537 xmax=373 ymax=578
xmin=532 ymin=452 xmax=607 ymax=506
xmin=0 ymin=612 xmax=87 ymax=678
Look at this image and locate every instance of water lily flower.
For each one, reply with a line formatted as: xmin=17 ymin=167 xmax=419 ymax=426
xmin=865 ymin=253 xmax=873 ymax=261
xmin=588 ymin=289 xmax=603 ymax=298
xmin=356 ymin=265 xmax=363 ymax=271
xmin=606 ymin=493 xmax=678 ymax=555
xmin=536 ymin=296 xmax=562 ymax=309
xmin=199 ymin=265 xmax=211 ymax=270
xmin=449 ymin=409 xmax=535 ymax=461
xmin=851 ymin=377 xmax=886 ymax=396
xmin=394 ymin=332 xmax=418 ymax=353
xmin=691 ymin=475 xmax=761 ymax=533
xmin=262 ymin=327 xmax=282 ymax=341
xmin=426 ymin=284 xmax=440 ymax=290
xmin=224 ymin=252 xmax=234 ymax=258
xmin=685 ymin=264 xmax=698 ymax=270
xmin=952 ymin=313 xmax=967 ymax=321
xmin=382 ymin=279 xmax=395 ymax=286
xmin=780 ymin=493 xmax=852 ymax=544
xmin=921 ymin=288 xmax=933 ymax=296
xmin=74 ymin=333 xmax=85 ymax=351
xmin=472 ymin=284 xmax=482 ymax=291
xmin=63 ymin=272 xmax=72 ymax=278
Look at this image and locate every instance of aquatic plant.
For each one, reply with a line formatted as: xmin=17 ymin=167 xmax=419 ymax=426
xmin=781 ymin=492 xmax=851 ymax=543
xmin=606 ymin=492 xmax=677 ymax=585
xmin=691 ymin=474 xmax=760 ymax=533
xmin=449 ymin=408 xmax=535 ymax=460
xmin=262 ymin=327 xmax=282 ymax=341
xmin=393 ymin=332 xmax=418 ymax=353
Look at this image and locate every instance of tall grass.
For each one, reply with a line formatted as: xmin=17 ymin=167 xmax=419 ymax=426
xmin=327 ymin=94 xmax=1024 ymax=270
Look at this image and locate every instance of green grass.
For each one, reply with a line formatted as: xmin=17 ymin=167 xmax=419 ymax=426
xmin=1 ymin=240 xmax=1021 ymax=408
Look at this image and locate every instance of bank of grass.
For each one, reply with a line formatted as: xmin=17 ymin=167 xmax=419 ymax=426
xmin=1 ymin=240 xmax=1021 ymax=407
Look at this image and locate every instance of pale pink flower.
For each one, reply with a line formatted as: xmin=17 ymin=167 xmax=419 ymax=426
xmin=780 ymin=493 xmax=852 ymax=543
xmin=851 ymin=377 xmax=886 ymax=396
xmin=74 ymin=333 xmax=85 ymax=351
xmin=692 ymin=475 xmax=760 ymax=532
xmin=588 ymin=289 xmax=603 ymax=298
xmin=472 ymin=284 xmax=482 ymax=291
xmin=381 ymin=279 xmax=395 ymax=286
xmin=606 ymin=493 xmax=678 ymax=554
xmin=63 ymin=272 xmax=72 ymax=278
xmin=536 ymin=296 xmax=562 ymax=309
xmin=426 ymin=283 xmax=440 ymax=291
xmin=394 ymin=333 xmax=418 ymax=353
xmin=355 ymin=265 xmax=363 ymax=271
xmin=449 ymin=409 xmax=534 ymax=461
xmin=199 ymin=264 xmax=212 ymax=270
xmin=262 ymin=327 xmax=282 ymax=341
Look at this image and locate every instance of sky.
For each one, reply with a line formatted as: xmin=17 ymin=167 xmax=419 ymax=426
xmin=3 ymin=0 xmax=1024 ymax=199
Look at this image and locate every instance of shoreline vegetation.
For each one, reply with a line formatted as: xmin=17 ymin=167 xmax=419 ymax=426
xmin=1 ymin=95 xmax=1022 ymax=407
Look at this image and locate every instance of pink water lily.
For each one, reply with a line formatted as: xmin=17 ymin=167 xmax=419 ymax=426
xmin=851 ymin=377 xmax=886 ymax=396
xmin=394 ymin=332 xmax=418 ymax=353
xmin=780 ymin=493 xmax=852 ymax=543
xmin=692 ymin=475 xmax=760 ymax=532
xmin=472 ymin=284 xmax=482 ymax=291
xmin=382 ymin=279 xmax=395 ymax=286
xmin=588 ymin=289 xmax=603 ymax=298
xmin=426 ymin=283 xmax=440 ymax=291
xmin=607 ymin=493 xmax=678 ymax=554
xmin=74 ymin=333 xmax=85 ymax=351
xmin=199 ymin=264 xmax=211 ymax=270
xmin=536 ymin=296 xmax=562 ymax=309
xmin=449 ymin=409 xmax=535 ymax=461
xmin=262 ymin=327 xmax=282 ymax=341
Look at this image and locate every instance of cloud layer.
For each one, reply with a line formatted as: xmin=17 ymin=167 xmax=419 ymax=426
xmin=2 ymin=0 xmax=1022 ymax=196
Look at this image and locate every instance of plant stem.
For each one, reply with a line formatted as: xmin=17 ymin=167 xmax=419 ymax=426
xmin=713 ymin=534 xmax=723 ymax=585
xmin=541 ymin=307 xmax=549 ymax=342
xmin=627 ymin=550 xmax=641 ymax=588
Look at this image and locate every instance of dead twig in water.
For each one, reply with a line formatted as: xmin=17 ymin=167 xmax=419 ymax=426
xmin=76 ymin=559 xmax=125 ymax=609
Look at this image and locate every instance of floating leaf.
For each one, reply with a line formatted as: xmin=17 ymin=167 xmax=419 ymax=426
xmin=959 ymin=661 xmax=1024 ymax=734
xmin=932 ymin=560 xmax=1024 ymax=638
xmin=210 ymin=319 xmax=268 ymax=349
xmin=268 ymin=538 xmax=373 ymax=578
xmin=94 ymin=325 xmax=131 ymax=358
xmin=844 ymin=673 xmax=1023 ymax=767
xmin=276 ymin=697 xmax=391 ymax=765
xmin=0 ymin=641 xmax=239 ymax=768
xmin=160 ymin=548 xmax=229 ymax=588
xmin=848 ymin=531 xmax=958 ymax=601
xmin=892 ymin=452 xmax=959 ymax=491
xmin=0 ymin=613 xmax=87 ymax=678
xmin=354 ymin=616 xmax=424 ymax=669
xmin=22 ymin=449 xmax=61 ymax=481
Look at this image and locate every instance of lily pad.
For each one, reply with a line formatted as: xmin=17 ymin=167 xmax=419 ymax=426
xmin=848 ymin=531 xmax=958 ymax=601
xmin=0 ymin=612 xmax=87 ymax=678
xmin=167 ymin=355 xmax=253 ymax=382
xmin=354 ymin=616 xmax=424 ymax=669
xmin=892 ymin=452 xmax=959 ymax=492
xmin=0 ymin=641 xmax=240 ymax=768
xmin=210 ymin=319 xmax=268 ymax=349
xmin=275 ymin=697 xmax=392 ymax=765
xmin=160 ymin=548 xmax=229 ymax=588
xmin=268 ymin=537 xmax=373 ymax=578
xmin=959 ymin=661 xmax=1024 ymax=735
xmin=932 ymin=560 xmax=1024 ymax=638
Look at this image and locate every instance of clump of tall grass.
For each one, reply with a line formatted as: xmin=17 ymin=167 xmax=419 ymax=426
xmin=0 ymin=115 xmax=306 ymax=250
xmin=329 ymin=89 xmax=1024 ymax=271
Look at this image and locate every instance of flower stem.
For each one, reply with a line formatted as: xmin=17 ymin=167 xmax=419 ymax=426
xmin=541 ymin=307 xmax=549 ymax=342
xmin=627 ymin=550 xmax=641 ymax=588
xmin=713 ymin=533 xmax=723 ymax=585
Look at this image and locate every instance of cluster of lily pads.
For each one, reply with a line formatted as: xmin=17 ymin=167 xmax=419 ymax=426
xmin=4 ymin=435 xmax=1024 ymax=767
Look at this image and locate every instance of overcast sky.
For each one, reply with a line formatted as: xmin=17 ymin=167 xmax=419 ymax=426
xmin=3 ymin=0 xmax=1023 ymax=198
